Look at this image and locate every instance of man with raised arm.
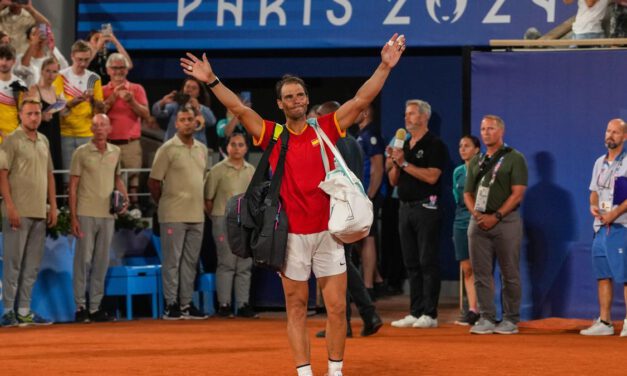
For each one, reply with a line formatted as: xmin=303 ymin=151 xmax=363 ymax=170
xmin=180 ymin=33 xmax=405 ymax=376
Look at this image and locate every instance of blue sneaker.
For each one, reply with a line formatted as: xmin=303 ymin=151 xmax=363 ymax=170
xmin=17 ymin=311 xmax=52 ymax=326
xmin=1 ymin=311 xmax=18 ymax=327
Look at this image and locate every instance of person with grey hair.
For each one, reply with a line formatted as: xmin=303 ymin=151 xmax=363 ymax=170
xmin=464 ymin=114 xmax=528 ymax=335
xmin=580 ymin=118 xmax=627 ymax=337
xmin=388 ymin=99 xmax=447 ymax=329
xmin=102 ymin=52 xmax=149 ymax=209
xmin=69 ymin=113 xmax=128 ymax=323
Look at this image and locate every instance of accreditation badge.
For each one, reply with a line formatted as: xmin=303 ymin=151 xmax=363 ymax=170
xmin=600 ymin=200 xmax=612 ymax=212
xmin=474 ymin=186 xmax=490 ymax=213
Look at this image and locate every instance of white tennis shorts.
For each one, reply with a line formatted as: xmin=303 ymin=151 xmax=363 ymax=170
xmin=282 ymin=231 xmax=346 ymax=281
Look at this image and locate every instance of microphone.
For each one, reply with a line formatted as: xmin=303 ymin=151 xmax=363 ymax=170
xmin=393 ymin=128 xmax=406 ymax=148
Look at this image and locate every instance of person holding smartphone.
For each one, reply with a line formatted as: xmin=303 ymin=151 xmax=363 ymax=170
xmin=15 ymin=24 xmax=68 ymax=87
xmin=0 ymin=0 xmax=51 ymax=54
xmin=86 ymin=25 xmax=133 ymax=85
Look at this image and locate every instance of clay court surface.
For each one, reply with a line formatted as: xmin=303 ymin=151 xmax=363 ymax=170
xmin=2 ymin=296 xmax=627 ymax=375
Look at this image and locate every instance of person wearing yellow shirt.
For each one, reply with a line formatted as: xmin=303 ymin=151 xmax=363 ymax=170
xmin=53 ymin=39 xmax=103 ymax=173
xmin=0 ymin=44 xmax=26 ymax=142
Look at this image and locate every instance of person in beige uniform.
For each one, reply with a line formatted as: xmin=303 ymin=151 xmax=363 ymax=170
xmin=69 ymin=113 xmax=128 ymax=323
xmin=204 ymin=132 xmax=256 ymax=318
xmin=0 ymin=98 xmax=57 ymax=327
xmin=148 ymin=106 xmax=209 ymax=320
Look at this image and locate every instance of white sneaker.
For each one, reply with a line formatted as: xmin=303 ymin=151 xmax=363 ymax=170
xmin=391 ymin=314 xmax=419 ymax=328
xmin=621 ymin=319 xmax=627 ymax=337
xmin=580 ymin=318 xmax=614 ymax=336
xmin=412 ymin=314 xmax=438 ymax=328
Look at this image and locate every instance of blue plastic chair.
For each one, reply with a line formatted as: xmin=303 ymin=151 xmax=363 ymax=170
xmin=104 ymin=264 xmax=161 ymax=320
xmin=151 ymin=234 xmax=215 ymax=316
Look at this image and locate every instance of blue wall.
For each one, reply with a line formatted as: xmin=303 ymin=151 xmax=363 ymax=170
xmin=471 ymin=49 xmax=627 ymax=319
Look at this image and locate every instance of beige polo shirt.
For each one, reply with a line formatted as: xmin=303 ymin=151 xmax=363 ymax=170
xmin=150 ymin=134 xmax=208 ymax=223
xmin=205 ymin=159 xmax=255 ymax=217
xmin=70 ymin=142 xmax=121 ymax=218
xmin=1 ymin=128 xmax=53 ymax=219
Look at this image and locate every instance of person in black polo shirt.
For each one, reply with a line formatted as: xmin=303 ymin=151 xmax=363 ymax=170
xmin=387 ymin=99 xmax=447 ymax=329
xmin=464 ymin=114 xmax=528 ymax=335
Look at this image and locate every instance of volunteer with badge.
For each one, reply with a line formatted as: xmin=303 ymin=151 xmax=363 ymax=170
xmin=579 ymin=118 xmax=627 ymax=337
xmin=463 ymin=114 xmax=528 ymax=335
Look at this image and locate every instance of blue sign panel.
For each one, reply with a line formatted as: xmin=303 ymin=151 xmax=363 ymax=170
xmin=77 ymin=0 xmax=574 ymax=49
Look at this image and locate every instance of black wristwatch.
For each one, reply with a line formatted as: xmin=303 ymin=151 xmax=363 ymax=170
xmin=494 ymin=211 xmax=503 ymax=221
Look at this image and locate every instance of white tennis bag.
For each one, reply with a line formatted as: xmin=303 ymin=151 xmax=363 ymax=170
xmin=312 ymin=122 xmax=373 ymax=244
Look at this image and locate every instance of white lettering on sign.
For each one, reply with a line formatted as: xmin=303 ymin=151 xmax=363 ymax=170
xmin=483 ymin=0 xmax=510 ymax=24
xmin=175 ymin=0 xmax=557 ymax=30
xmin=384 ymin=0 xmax=410 ymax=25
xmin=260 ymin=0 xmax=287 ymax=26
xmin=217 ymin=0 xmax=243 ymax=26
xmin=532 ymin=0 xmax=556 ymax=23
xmin=177 ymin=0 xmax=202 ymax=27
xmin=303 ymin=0 xmax=312 ymax=26
xmin=327 ymin=0 xmax=352 ymax=26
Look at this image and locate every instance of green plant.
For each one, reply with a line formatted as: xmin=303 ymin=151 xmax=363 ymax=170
xmin=46 ymin=207 xmax=148 ymax=239
xmin=47 ymin=206 xmax=71 ymax=239
xmin=114 ymin=209 xmax=149 ymax=233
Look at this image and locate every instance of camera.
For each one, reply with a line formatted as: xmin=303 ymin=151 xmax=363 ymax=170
xmin=11 ymin=0 xmax=29 ymax=5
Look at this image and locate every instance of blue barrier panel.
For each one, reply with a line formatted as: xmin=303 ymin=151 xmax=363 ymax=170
xmin=471 ymin=49 xmax=627 ymax=319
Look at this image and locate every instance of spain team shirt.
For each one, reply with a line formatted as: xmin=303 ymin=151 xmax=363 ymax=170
xmin=54 ymin=67 xmax=103 ymax=137
xmin=0 ymin=74 xmax=25 ymax=139
xmin=254 ymin=112 xmax=345 ymax=234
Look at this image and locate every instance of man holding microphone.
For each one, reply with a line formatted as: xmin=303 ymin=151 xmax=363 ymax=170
xmin=387 ymin=99 xmax=447 ymax=329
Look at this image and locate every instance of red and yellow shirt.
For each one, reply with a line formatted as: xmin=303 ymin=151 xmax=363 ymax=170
xmin=254 ymin=112 xmax=345 ymax=234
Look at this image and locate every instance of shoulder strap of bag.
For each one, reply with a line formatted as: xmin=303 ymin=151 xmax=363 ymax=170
xmin=311 ymin=122 xmax=361 ymax=187
xmin=307 ymin=118 xmax=331 ymax=174
xmin=473 ymin=146 xmax=512 ymax=187
xmin=265 ymin=125 xmax=289 ymax=206
xmin=245 ymin=123 xmax=283 ymax=195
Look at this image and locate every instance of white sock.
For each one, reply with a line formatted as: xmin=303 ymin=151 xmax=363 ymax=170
xmin=4 ymin=307 xmax=13 ymax=315
xmin=296 ymin=364 xmax=313 ymax=376
xmin=328 ymin=359 xmax=343 ymax=375
xmin=17 ymin=308 xmax=30 ymax=316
